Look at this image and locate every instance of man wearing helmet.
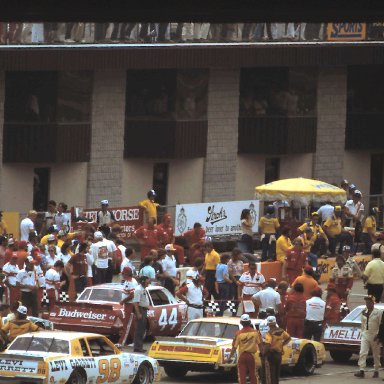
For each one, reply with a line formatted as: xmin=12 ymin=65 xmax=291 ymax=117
xmin=259 ymin=205 xmax=280 ymax=261
xmin=139 ymin=189 xmax=159 ymax=224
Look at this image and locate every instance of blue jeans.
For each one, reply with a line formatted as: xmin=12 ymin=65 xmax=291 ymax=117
xmin=217 ymin=282 xmax=232 ymax=316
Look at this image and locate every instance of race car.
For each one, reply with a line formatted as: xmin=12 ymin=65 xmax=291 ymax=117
xmin=48 ymin=283 xmax=187 ymax=343
xmin=149 ymin=317 xmax=326 ymax=379
xmin=321 ymin=303 xmax=384 ymax=362
xmin=0 ymin=331 xmax=161 ymax=384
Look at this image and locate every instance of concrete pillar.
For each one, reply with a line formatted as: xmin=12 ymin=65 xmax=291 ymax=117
xmin=87 ymin=70 xmax=126 ymax=207
xmin=0 ymin=72 xmax=4 ymax=202
xmin=313 ymin=67 xmax=347 ymax=184
xmin=202 ymin=69 xmax=240 ymax=202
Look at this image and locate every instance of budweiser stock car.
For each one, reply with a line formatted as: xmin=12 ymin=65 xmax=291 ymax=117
xmin=322 ymin=303 xmax=384 ymax=362
xmin=48 ymin=283 xmax=187 ymax=343
xmin=0 ymin=331 xmax=160 ymax=384
xmin=149 ymin=317 xmax=326 ymax=379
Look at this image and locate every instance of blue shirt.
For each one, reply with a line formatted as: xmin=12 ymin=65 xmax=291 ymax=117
xmin=139 ymin=265 xmax=156 ymax=280
xmin=215 ymin=263 xmax=229 ymax=283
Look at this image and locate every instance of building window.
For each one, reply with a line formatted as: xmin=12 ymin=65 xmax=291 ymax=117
xmin=153 ymin=163 xmax=168 ymax=206
xmin=265 ymin=158 xmax=280 ymax=184
xmin=33 ymin=168 xmax=50 ymax=211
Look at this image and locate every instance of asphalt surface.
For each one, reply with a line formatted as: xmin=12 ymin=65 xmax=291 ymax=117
xmin=127 ymin=279 xmax=382 ymax=383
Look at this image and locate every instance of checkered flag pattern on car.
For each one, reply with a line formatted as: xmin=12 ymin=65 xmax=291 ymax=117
xmin=41 ymin=289 xmax=49 ymax=307
xmin=207 ymin=301 xmax=220 ymax=312
xmin=226 ymin=301 xmax=237 ymax=313
xmin=59 ymin=291 xmax=70 ymax=302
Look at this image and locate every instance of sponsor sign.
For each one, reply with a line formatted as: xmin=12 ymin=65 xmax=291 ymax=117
xmin=322 ymin=325 xmax=361 ymax=344
xmin=327 ymin=23 xmax=366 ymax=41
xmin=71 ymin=206 xmax=144 ymax=239
xmin=175 ymin=200 xmax=259 ymax=236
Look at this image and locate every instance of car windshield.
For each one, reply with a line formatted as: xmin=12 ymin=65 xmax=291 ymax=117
xmin=78 ymin=288 xmax=123 ymax=303
xmin=8 ymin=337 xmax=70 ymax=353
xmin=342 ymin=307 xmax=364 ymax=323
xmin=180 ymin=322 xmax=238 ymax=339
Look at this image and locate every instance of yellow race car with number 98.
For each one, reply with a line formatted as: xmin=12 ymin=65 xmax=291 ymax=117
xmin=149 ymin=317 xmax=326 ymax=379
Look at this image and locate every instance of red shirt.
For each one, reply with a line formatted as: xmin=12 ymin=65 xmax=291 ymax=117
xmin=183 ymin=228 xmax=206 ymax=248
xmin=68 ymin=253 xmax=88 ymax=277
xmin=285 ymin=292 xmax=306 ymax=319
xmin=286 ymin=249 xmax=306 ymax=272
xmin=156 ymin=223 xmax=174 ymax=245
xmin=134 ymin=226 xmax=164 ymax=249
xmin=325 ymin=294 xmax=341 ymax=324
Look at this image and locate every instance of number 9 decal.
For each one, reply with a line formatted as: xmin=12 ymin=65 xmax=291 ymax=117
xmin=97 ymin=358 xmax=121 ymax=383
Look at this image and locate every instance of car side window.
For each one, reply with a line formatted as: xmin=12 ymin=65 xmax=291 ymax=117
xmin=87 ymin=338 xmax=115 ymax=357
xmin=79 ymin=339 xmax=90 ymax=356
xmin=77 ymin=289 xmax=91 ymax=301
xmin=149 ymin=289 xmax=171 ymax=306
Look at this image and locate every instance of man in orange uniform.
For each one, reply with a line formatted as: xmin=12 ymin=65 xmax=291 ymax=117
xmin=329 ymin=255 xmax=353 ymax=300
xmin=133 ymin=218 xmax=165 ymax=260
xmin=285 ymin=238 xmax=307 ymax=285
xmin=285 ymin=282 xmax=306 ymax=338
xmin=324 ymin=283 xmax=341 ymax=324
xmin=276 ymin=281 xmax=289 ymax=329
xmin=157 ymin=213 xmax=185 ymax=266
xmin=182 ymin=222 xmax=206 ymax=265
xmin=292 ymin=266 xmax=319 ymax=299
xmin=226 ymin=314 xmax=262 ymax=384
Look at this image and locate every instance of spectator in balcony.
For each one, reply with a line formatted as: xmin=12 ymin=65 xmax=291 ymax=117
xmin=139 ymin=190 xmax=159 ymax=224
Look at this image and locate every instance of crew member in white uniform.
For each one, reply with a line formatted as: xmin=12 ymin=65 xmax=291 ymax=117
xmin=45 ymin=260 xmax=64 ymax=311
xmin=2 ymin=254 xmax=20 ymax=305
xmin=304 ymin=287 xmax=325 ymax=341
xmin=355 ymin=295 xmax=383 ymax=378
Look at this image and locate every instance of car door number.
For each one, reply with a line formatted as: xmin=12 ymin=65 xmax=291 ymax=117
xmin=96 ymin=358 xmax=121 ymax=383
xmin=158 ymin=307 xmax=178 ymax=329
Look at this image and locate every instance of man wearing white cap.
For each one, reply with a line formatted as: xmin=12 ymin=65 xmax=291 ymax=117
xmin=226 ymin=314 xmax=262 ymax=384
xmin=176 ymin=270 xmax=207 ymax=320
xmin=262 ymin=316 xmax=291 ymax=384
xmin=161 ymin=244 xmax=178 ymax=295
xmin=90 ymin=231 xmax=110 ymax=284
xmin=97 ymin=200 xmax=116 ymax=238
xmin=344 ymin=190 xmax=364 ymax=228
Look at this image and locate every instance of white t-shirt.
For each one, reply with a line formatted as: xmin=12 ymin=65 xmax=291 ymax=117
xmin=91 ymin=241 xmax=109 ymax=269
xmin=344 ymin=200 xmax=364 ymax=221
xmin=316 ymin=204 xmax=334 ymax=222
xmin=122 ymin=278 xmax=138 ymax=302
xmin=20 ymin=218 xmax=34 ymax=241
xmin=252 ymin=287 xmax=281 ymax=311
xmin=161 ymin=255 xmax=177 ymax=277
xmin=16 ymin=269 xmax=38 ymax=292
xmin=185 ymin=282 xmax=204 ymax=305
xmin=54 ymin=212 xmax=70 ymax=231
xmin=104 ymin=238 xmax=117 ymax=260
xmin=86 ymin=252 xmax=94 ymax=277
xmin=60 ymin=253 xmax=72 ymax=266
xmin=45 ymin=268 xmax=60 ymax=290
xmin=305 ymin=296 xmax=326 ymax=321
xmin=120 ymin=258 xmax=136 ymax=274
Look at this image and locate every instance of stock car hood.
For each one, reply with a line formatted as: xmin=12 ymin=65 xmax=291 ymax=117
xmin=322 ymin=322 xmax=361 ymax=346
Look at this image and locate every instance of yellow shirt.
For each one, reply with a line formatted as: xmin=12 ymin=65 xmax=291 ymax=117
xmin=259 ymin=216 xmax=280 ymax=234
xmin=233 ymin=327 xmax=261 ymax=355
xmin=0 ymin=220 xmax=8 ymax=235
xmin=364 ymin=258 xmax=384 ymax=284
xmin=139 ymin=199 xmax=159 ymax=220
xmin=264 ymin=328 xmax=291 ymax=353
xmin=276 ymin=236 xmax=292 ymax=263
xmin=323 ymin=216 xmax=342 ymax=237
xmin=205 ymin=250 xmax=220 ymax=270
xmin=362 ymin=216 xmax=376 ymax=233
xmin=40 ymin=234 xmax=50 ymax=245
xmin=1 ymin=320 xmax=40 ymax=342
xmin=298 ymin=221 xmax=325 ymax=236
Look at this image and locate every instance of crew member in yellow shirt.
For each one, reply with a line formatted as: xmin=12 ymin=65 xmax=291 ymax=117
xmin=363 ymin=248 xmax=384 ymax=302
xmin=0 ymin=211 xmax=8 ymax=236
xmin=323 ymin=206 xmax=353 ymax=257
xmin=259 ymin=205 xmax=280 ymax=262
xmin=276 ymin=227 xmax=292 ymax=280
xmin=361 ymin=207 xmax=378 ymax=255
xmin=298 ymin=212 xmax=328 ymax=257
xmin=203 ymin=241 xmax=220 ymax=299
xmin=139 ymin=189 xmax=159 ymax=224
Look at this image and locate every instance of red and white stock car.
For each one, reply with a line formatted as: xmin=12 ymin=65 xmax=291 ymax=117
xmin=48 ymin=283 xmax=187 ymax=344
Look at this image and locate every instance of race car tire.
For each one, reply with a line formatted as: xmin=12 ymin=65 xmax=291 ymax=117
xmin=66 ymin=369 xmax=87 ymax=384
xmin=329 ymin=350 xmax=352 ymax=363
xmin=163 ymin=364 xmax=188 ymax=378
xmin=133 ymin=362 xmax=154 ymax=384
xmin=294 ymin=344 xmax=317 ymax=375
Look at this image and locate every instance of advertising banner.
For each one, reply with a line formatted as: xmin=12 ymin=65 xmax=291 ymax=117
xmin=72 ymin=206 xmax=144 ymax=239
xmin=327 ymin=23 xmax=366 ymax=41
xmin=174 ymin=200 xmax=259 ymax=236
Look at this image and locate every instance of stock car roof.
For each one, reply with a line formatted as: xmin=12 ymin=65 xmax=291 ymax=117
xmin=189 ymin=317 xmax=264 ymax=326
xmin=87 ymin=283 xmax=164 ymax=291
xmin=15 ymin=331 xmax=104 ymax=341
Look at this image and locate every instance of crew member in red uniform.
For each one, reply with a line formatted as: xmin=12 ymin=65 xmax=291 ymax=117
xmin=133 ymin=218 xmax=165 ymax=260
xmin=182 ymin=223 xmax=206 ymax=265
xmin=329 ymin=255 xmax=353 ymax=301
xmin=325 ymin=283 xmax=341 ymax=325
xmin=226 ymin=314 xmax=262 ymax=384
xmin=285 ymin=238 xmax=307 ymax=285
xmin=276 ymin=281 xmax=289 ymax=329
xmin=285 ymin=282 xmax=306 ymax=338
xmin=157 ymin=213 xmax=185 ymax=266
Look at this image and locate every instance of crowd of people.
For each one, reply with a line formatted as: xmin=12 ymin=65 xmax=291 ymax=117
xmin=1 ymin=22 xmax=382 ymax=45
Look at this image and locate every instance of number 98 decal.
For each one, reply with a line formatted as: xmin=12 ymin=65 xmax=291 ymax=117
xmin=158 ymin=308 xmax=178 ymax=330
xmin=97 ymin=358 xmax=121 ymax=383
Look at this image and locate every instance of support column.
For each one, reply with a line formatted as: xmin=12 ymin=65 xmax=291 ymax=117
xmin=202 ymin=69 xmax=240 ymax=202
xmin=313 ymin=67 xmax=347 ymax=183
xmin=0 ymin=72 xmax=4 ymax=202
xmin=87 ymin=70 xmax=126 ymax=207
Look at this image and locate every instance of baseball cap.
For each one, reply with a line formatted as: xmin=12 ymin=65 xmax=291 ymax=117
xmin=349 ymin=184 xmax=356 ymax=190
xmin=47 ymin=234 xmax=56 ymax=242
xmin=266 ymin=316 xmax=277 ymax=324
xmin=122 ymin=266 xmax=132 ymax=275
xmin=334 ymin=206 xmax=342 ymax=211
xmin=354 ymin=190 xmax=362 ymax=197
xmin=17 ymin=306 xmax=28 ymax=315
xmin=341 ymin=179 xmax=349 ymax=185
xmin=94 ymin=231 xmax=104 ymax=239
xmin=240 ymin=314 xmax=250 ymax=322
xmin=364 ymin=295 xmax=375 ymax=301
xmin=165 ymin=244 xmax=176 ymax=251
xmin=311 ymin=212 xmax=319 ymax=217
xmin=101 ymin=199 xmax=109 ymax=205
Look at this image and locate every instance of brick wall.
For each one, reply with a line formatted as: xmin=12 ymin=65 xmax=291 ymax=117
xmin=202 ymin=69 xmax=240 ymax=202
xmin=86 ymin=70 xmax=126 ymax=207
xmin=0 ymin=72 xmax=4 ymax=201
xmin=313 ymin=67 xmax=347 ymax=183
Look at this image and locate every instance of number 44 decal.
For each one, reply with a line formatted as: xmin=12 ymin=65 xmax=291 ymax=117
xmin=158 ymin=307 xmax=178 ymax=329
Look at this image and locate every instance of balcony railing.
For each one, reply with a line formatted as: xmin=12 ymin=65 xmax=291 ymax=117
xmin=238 ymin=116 xmax=317 ymax=155
xmin=124 ymin=119 xmax=207 ymax=158
xmin=3 ymin=123 xmax=91 ymax=162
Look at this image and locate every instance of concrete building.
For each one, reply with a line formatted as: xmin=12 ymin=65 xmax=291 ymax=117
xmin=0 ymin=42 xmax=383 ymax=213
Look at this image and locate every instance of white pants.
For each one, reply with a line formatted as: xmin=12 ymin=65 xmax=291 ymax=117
xmin=188 ymin=307 xmax=204 ymax=321
xmin=358 ymin=333 xmax=381 ymax=371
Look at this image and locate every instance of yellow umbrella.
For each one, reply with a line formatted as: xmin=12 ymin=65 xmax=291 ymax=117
xmin=255 ymin=177 xmax=347 ymax=205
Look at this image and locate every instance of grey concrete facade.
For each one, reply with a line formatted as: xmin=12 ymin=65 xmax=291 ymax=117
xmin=0 ymin=72 xmax=4 ymax=201
xmin=86 ymin=70 xmax=126 ymax=207
xmin=202 ymin=69 xmax=240 ymax=202
xmin=314 ymin=67 xmax=347 ymax=183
